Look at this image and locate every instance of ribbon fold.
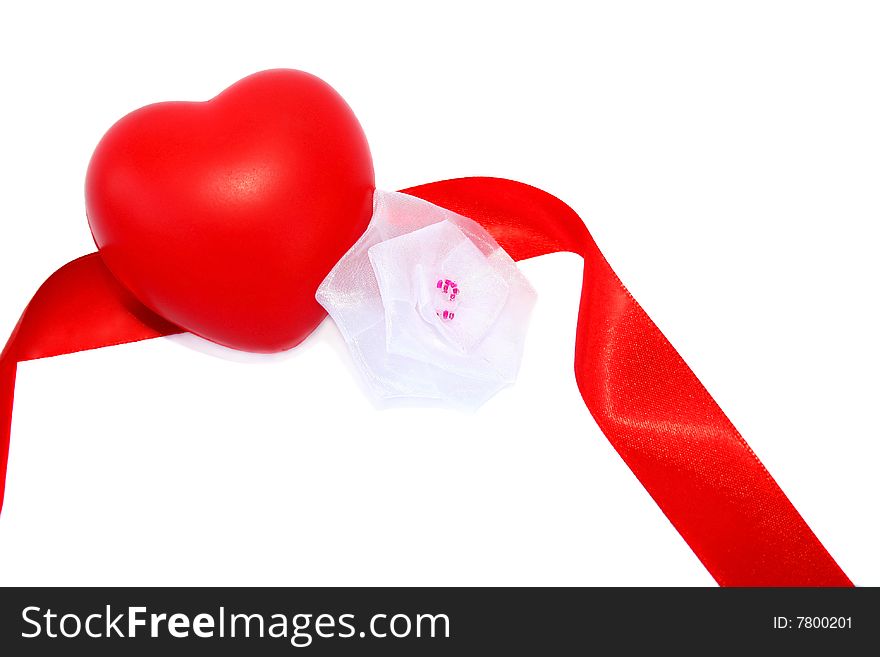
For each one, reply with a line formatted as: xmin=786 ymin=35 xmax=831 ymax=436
xmin=0 ymin=178 xmax=851 ymax=587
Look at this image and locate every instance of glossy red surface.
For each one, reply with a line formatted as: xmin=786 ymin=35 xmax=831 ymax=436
xmin=86 ymin=69 xmax=375 ymax=352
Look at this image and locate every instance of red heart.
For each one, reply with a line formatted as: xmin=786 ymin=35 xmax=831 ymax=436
xmin=86 ymin=69 xmax=374 ymax=352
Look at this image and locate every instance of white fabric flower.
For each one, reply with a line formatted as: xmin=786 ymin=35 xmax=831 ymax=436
xmin=316 ymin=190 xmax=536 ymax=408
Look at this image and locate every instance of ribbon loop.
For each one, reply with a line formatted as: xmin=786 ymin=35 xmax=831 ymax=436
xmin=0 ymin=180 xmax=852 ymax=586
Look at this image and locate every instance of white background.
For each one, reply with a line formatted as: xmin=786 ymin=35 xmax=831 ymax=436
xmin=0 ymin=1 xmax=877 ymax=586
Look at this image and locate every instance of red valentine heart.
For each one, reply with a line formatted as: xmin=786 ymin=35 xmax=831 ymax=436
xmin=86 ymin=69 xmax=374 ymax=352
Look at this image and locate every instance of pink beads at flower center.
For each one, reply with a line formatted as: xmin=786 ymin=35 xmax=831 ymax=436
xmin=436 ymin=278 xmax=459 ymax=321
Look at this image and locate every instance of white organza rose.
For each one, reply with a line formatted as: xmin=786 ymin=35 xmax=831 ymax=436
xmin=316 ymin=190 xmax=536 ymax=408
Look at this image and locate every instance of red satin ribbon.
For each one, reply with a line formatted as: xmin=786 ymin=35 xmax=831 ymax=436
xmin=0 ymin=177 xmax=852 ymax=586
